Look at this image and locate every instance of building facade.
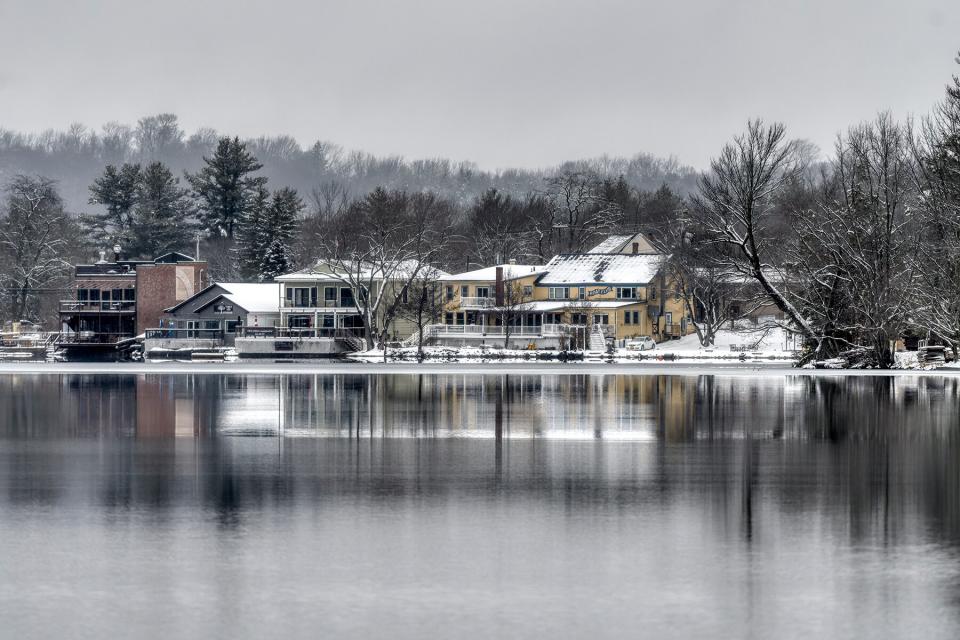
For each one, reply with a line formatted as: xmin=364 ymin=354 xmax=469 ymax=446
xmin=429 ymin=234 xmax=694 ymax=349
xmin=59 ymin=251 xmax=207 ymax=352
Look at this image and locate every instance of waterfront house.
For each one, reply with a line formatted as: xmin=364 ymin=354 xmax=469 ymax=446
xmin=275 ymin=260 xmax=450 ymax=342
xmin=426 ymin=234 xmax=694 ymax=349
xmin=145 ymin=282 xmax=281 ymax=352
xmin=58 ymin=250 xmax=207 ymax=358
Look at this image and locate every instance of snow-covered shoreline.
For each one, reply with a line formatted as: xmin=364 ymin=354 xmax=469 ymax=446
xmin=1 ymin=360 xmax=959 ymax=377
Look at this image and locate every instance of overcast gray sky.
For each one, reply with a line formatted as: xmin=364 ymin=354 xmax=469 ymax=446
xmin=1 ymin=0 xmax=958 ymax=170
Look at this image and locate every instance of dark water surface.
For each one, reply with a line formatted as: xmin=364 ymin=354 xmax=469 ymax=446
xmin=1 ymin=372 xmax=959 ymax=639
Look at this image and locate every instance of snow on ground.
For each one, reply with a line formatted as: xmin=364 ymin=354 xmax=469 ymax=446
xmin=349 ymin=325 xmax=799 ymax=364
xmin=650 ymin=325 xmax=796 ymax=360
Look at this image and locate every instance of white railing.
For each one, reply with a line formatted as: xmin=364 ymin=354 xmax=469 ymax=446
xmin=459 ymin=296 xmax=496 ymax=309
xmin=420 ymin=323 xmax=580 ymax=338
xmin=594 ymin=324 xmax=615 ymax=337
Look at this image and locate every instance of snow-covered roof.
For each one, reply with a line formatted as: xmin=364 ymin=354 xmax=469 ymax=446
xmin=587 ymin=235 xmax=633 ymax=253
xmin=538 ymin=253 xmax=667 ymax=285
xmin=214 ymin=283 xmax=280 ymax=313
xmin=586 ymin=232 xmax=659 ymax=255
xmin=276 ymin=260 xmax=449 ymax=282
xmin=439 ymin=264 xmax=546 ymax=282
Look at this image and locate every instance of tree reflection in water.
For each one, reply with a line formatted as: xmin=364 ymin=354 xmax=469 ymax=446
xmin=1 ymin=372 xmax=960 ymax=638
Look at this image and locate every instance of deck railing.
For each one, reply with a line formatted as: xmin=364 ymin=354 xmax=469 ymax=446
xmin=235 ymin=327 xmax=367 ymax=339
xmin=282 ymin=300 xmax=356 ymax=309
xmin=59 ymin=300 xmax=136 ymax=313
xmin=422 ymin=323 xmax=581 ymax=338
xmin=144 ymin=328 xmax=224 ymax=340
xmin=458 ymin=296 xmax=497 ymax=309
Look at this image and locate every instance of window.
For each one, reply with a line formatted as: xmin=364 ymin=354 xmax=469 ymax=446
xmin=77 ymin=288 xmax=89 ymax=301
xmin=324 ymin=287 xmax=337 ymax=304
xmin=455 ymin=312 xmax=465 ymax=325
xmin=446 ymin=286 xmax=454 ymax=301
xmin=624 ymin=311 xmax=632 ymax=325
xmin=617 ymin=287 xmax=637 ymax=300
xmin=523 ymin=285 xmax=533 ymax=297
xmin=460 ymin=285 xmax=469 ymax=298
xmin=289 ymin=287 xmax=311 ymax=307
xmin=571 ymin=313 xmax=586 ymax=325
xmin=445 ymin=312 xmax=454 ymax=325
xmin=321 ymin=314 xmax=335 ymax=328
xmin=649 ymin=287 xmax=657 ymax=301
xmin=578 ymin=287 xmax=585 ymax=299
xmin=123 ymin=289 xmax=135 ymax=301
xmin=632 ymin=311 xmax=640 ymax=325
xmin=400 ymin=288 xmax=408 ymax=304
xmin=204 ymin=320 xmax=220 ymax=330
xmin=340 ymin=287 xmax=355 ymax=307
xmin=89 ymin=289 xmax=100 ymax=301
xmin=548 ymin=287 xmax=568 ymax=300
xmin=310 ymin=287 xmax=318 ymax=306
xmin=593 ymin=314 xmax=609 ymax=325
xmin=288 ymin=315 xmax=311 ymax=328
xmin=476 ymin=286 xmax=490 ymax=299
xmin=225 ymin=320 xmax=239 ymax=334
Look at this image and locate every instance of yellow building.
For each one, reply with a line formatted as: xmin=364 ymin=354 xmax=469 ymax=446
xmin=430 ymin=233 xmax=694 ymax=349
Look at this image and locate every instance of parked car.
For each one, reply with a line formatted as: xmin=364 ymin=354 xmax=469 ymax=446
xmin=625 ymin=336 xmax=656 ymax=351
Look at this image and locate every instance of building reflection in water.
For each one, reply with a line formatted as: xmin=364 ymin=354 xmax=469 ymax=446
xmin=0 ymin=372 xmax=959 ymax=547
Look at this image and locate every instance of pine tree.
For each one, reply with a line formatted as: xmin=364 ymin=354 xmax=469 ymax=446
xmin=185 ymin=137 xmax=264 ymax=239
xmin=235 ymin=182 xmax=271 ymax=279
xmin=259 ymin=238 xmax=290 ymax=281
xmin=129 ymin=162 xmax=196 ymax=258
xmin=88 ymin=163 xmax=141 ymax=243
xmin=256 ymin=187 xmax=303 ymax=280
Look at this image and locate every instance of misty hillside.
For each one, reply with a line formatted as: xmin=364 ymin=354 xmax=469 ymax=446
xmin=0 ymin=114 xmax=700 ymax=214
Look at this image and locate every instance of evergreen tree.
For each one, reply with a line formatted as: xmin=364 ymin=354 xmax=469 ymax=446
xmin=186 ymin=137 xmax=264 ymax=239
xmin=235 ymin=182 xmax=271 ymax=279
xmin=259 ymin=238 xmax=290 ymax=281
xmin=129 ymin=162 xmax=196 ymax=258
xmin=256 ymin=187 xmax=303 ymax=280
xmin=88 ymin=163 xmax=141 ymax=243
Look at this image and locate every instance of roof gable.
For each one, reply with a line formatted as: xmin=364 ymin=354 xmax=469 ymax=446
xmin=537 ymin=253 xmax=667 ymax=285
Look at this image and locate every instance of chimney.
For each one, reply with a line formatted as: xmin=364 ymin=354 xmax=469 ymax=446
xmin=97 ymin=250 xmax=107 ymax=264
xmin=508 ymin=258 xmax=516 ymax=265
xmin=495 ymin=266 xmax=504 ymax=305
xmin=113 ymin=244 xmax=122 ymax=262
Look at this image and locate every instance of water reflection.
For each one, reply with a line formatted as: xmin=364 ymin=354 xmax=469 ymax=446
xmin=1 ymin=372 xmax=960 ymax=638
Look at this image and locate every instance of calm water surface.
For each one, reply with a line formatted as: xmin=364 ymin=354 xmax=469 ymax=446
xmin=1 ymin=372 xmax=959 ymax=639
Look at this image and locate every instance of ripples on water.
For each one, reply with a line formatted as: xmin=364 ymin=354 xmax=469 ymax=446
xmin=1 ymin=372 xmax=959 ymax=639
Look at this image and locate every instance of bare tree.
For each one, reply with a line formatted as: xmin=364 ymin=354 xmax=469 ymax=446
xmin=496 ymin=275 xmax=534 ymax=348
xmin=912 ymin=51 xmax=960 ymax=352
xmin=781 ymin=115 xmax=919 ymax=368
xmin=691 ymin=120 xmax=818 ymax=347
xmin=397 ymin=266 xmax=446 ymax=361
xmin=671 ymin=263 xmax=751 ymax=347
xmin=0 ymin=176 xmax=74 ymax=323
xmin=536 ymin=170 xmax=622 ymax=258
xmin=319 ymin=188 xmax=450 ymax=350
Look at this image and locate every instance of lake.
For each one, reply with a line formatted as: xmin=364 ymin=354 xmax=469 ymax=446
xmin=1 ymin=370 xmax=959 ymax=639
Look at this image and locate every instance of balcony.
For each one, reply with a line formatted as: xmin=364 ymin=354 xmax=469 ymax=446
xmin=459 ymin=296 xmax=496 ymax=309
xmin=59 ymin=300 xmax=136 ymax=313
xmin=421 ymin=323 xmax=576 ymax=338
xmin=235 ymin=327 xmax=366 ymax=339
xmin=282 ymin=299 xmax=356 ymax=309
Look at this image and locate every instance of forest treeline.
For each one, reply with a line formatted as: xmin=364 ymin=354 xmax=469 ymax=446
xmin=0 ymin=114 xmax=699 ymax=212
xmin=2 ymin=52 xmax=959 ymax=368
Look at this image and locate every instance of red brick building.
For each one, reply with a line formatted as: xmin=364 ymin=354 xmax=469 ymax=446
xmin=59 ymin=251 xmax=207 ymax=350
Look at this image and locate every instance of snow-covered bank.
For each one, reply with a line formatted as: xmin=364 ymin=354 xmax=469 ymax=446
xmin=2 ymin=361 xmax=960 ymax=377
